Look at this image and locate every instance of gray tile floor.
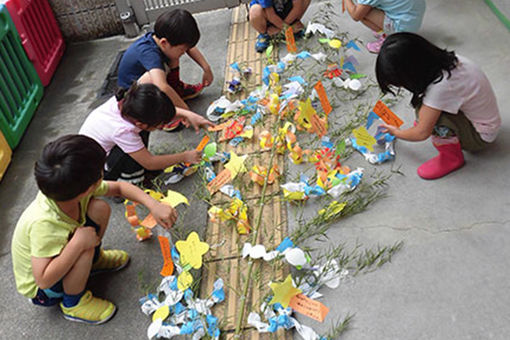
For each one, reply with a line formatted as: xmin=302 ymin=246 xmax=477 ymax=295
xmin=1 ymin=1 xmax=509 ymax=339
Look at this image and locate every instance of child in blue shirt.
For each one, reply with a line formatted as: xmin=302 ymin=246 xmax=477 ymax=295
xmin=343 ymin=0 xmax=426 ymax=53
xmin=118 ymin=9 xmax=212 ymax=130
xmin=249 ymin=0 xmax=311 ymax=53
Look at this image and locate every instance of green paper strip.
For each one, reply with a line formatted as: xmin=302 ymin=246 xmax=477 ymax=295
xmin=350 ymin=73 xmax=367 ymax=79
xmin=484 ymin=0 xmax=510 ymax=32
xmin=335 ymin=140 xmax=346 ymax=156
xmin=266 ymin=44 xmax=274 ymax=57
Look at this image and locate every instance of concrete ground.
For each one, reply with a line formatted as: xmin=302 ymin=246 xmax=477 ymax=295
xmin=1 ymin=0 xmax=509 ymax=339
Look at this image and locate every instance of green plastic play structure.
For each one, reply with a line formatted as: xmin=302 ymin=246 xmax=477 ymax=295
xmin=0 ymin=5 xmax=43 ymax=149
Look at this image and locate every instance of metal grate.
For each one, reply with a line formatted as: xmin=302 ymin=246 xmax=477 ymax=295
xmin=125 ymin=0 xmax=244 ymax=26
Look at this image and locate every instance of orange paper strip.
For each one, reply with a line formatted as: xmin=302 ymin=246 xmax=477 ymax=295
xmin=310 ymin=114 xmax=327 ymax=137
xmin=373 ymin=100 xmax=403 ymax=127
xmin=126 ymin=204 xmax=139 ymax=227
xmin=342 ymin=0 xmax=345 ymax=13
xmin=207 ymin=120 xmax=231 ymax=132
xmin=207 ymin=168 xmax=232 ymax=194
xmin=140 ymin=213 xmax=157 ymax=229
xmin=196 ymin=135 xmax=210 ymax=151
xmin=158 ymin=236 xmax=174 ymax=276
xmin=314 ymin=81 xmax=332 ymax=115
xmin=285 ymin=26 xmax=297 ymax=53
xmin=289 ymin=293 xmax=330 ymax=322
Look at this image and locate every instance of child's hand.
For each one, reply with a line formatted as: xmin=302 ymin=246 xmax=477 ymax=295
xmin=182 ymin=150 xmax=202 ymax=164
xmin=152 ymin=203 xmax=178 ymax=229
xmin=202 ymin=67 xmax=213 ymax=87
xmin=379 ymin=123 xmax=398 ymax=136
xmin=183 ymin=112 xmax=215 ymax=132
xmin=71 ymin=226 xmax=100 ymax=250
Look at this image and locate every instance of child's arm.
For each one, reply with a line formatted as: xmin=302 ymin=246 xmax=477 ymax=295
xmin=186 ymin=47 xmax=213 ymax=87
xmin=129 ymin=147 xmax=202 ymax=171
xmin=283 ymin=0 xmax=303 ymax=25
xmin=175 ymin=107 xmax=215 ymax=132
xmin=380 ymin=105 xmax=442 ymax=141
xmin=265 ymin=6 xmax=285 ymax=30
xmin=105 ymin=181 xmax=178 ymax=229
xmin=31 ymin=226 xmax=99 ymax=289
xmin=146 ymin=68 xmax=190 ymax=110
xmin=344 ymin=0 xmax=372 ymax=21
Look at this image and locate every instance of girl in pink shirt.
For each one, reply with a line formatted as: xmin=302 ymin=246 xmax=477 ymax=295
xmin=376 ymin=33 xmax=501 ymax=180
xmin=80 ymin=83 xmax=202 ymax=185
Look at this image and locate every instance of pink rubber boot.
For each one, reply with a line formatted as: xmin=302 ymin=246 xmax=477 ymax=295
xmin=417 ymin=136 xmax=465 ymax=180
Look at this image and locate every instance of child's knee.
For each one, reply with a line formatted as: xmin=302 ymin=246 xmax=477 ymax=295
xmin=249 ymin=4 xmax=264 ymax=20
xmin=87 ymin=198 xmax=111 ymax=219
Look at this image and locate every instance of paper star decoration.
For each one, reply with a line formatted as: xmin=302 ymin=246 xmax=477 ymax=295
xmin=269 ymin=274 xmax=302 ymax=308
xmin=175 ymin=232 xmax=210 ymax=269
xmin=160 ymin=189 xmax=189 ymax=207
xmin=224 ymin=151 xmax=248 ymax=177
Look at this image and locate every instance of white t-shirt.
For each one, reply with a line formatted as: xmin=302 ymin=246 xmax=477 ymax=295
xmin=423 ymin=55 xmax=501 ymax=142
xmin=79 ymin=96 xmax=145 ymax=154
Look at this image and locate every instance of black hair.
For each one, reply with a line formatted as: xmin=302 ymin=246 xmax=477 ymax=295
xmin=34 ymin=135 xmax=106 ymax=201
xmin=154 ymin=9 xmax=200 ymax=48
xmin=376 ymin=32 xmax=458 ymax=107
xmin=115 ymin=83 xmax=176 ymax=127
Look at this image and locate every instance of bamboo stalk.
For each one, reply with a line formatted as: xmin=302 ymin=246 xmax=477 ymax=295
xmin=233 ymin=122 xmax=280 ymax=337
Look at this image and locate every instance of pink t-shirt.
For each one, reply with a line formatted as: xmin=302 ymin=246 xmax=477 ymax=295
xmin=79 ymin=96 xmax=145 ymax=154
xmin=423 ymin=55 xmax=501 ymax=142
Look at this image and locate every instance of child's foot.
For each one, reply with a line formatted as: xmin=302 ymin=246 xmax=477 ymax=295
xmin=162 ymin=119 xmax=186 ymax=132
xmin=174 ymin=81 xmax=204 ymax=101
xmin=91 ymin=249 xmax=129 ymax=275
xmin=372 ymin=30 xmax=385 ymax=39
xmin=366 ymin=35 xmax=386 ymax=54
xmin=167 ymin=67 xmax=204 ymax=101
xmin=60 ymin=291 xmax=116 ymax=325
xmin=255 ymin=33 xmax=270 ymax=53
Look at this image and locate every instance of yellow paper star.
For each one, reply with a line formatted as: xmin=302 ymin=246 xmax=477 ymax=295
xmin=160 ymin=189 xmax=189 ymax=207
xmin=144 ymin=189 xmax=165 ymax=201
xmin=224 ymin=152 xmax=248 ymax=178
xmin=175 ymin=232 xmax=209 ymax=269
xmin=269 ymin=274 xmax=302 ymax=308
xmin=297 ymin=98 xmax=316 ymax=130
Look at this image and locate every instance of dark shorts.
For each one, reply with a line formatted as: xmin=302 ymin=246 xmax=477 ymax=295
xmin=104 ymin=130 xmax=149 ymax=183
xmin=31 ymin=216 xmax=101 ymax=306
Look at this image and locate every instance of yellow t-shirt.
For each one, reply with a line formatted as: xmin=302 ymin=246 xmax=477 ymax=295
xmin=11 ymin=181 xmax=109 ymax=298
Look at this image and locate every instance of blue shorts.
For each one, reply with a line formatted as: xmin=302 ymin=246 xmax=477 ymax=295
xmin=31 ymin=216 xmax=101 ymax=306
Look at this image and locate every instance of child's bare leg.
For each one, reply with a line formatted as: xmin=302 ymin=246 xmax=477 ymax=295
xmin=249 ymin=4 xmax=268 ymax=34
xmin=62 ymin=248 xmax=95 ymax=294
xmin=86 ymin=198 xmax=110 ymax=239
xmin=361 ymin=7 xmax=385 ymax=32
